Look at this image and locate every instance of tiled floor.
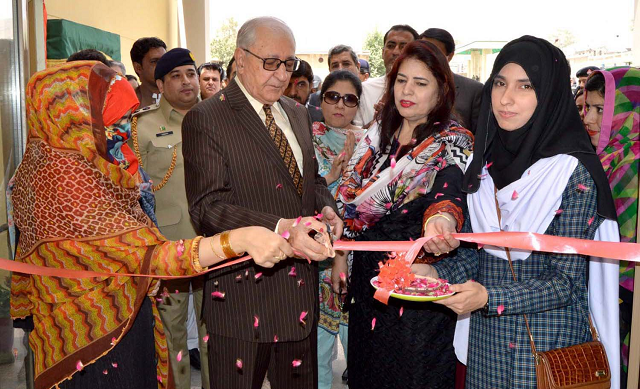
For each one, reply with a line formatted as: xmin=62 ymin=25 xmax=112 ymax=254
xmin=1 ymin=329 xmax=348 ymax=389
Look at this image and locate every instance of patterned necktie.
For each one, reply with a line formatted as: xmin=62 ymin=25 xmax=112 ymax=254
xmin=263 ymin=104 xmax=303 ymax=196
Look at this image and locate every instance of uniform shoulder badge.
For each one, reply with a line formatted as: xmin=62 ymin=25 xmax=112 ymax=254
xmin=133 ymin=103 xmax=160 ymax=117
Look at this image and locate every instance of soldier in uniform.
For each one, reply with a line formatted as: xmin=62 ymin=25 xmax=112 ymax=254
xmin=130 ymin=48 xmax=209 ymax=389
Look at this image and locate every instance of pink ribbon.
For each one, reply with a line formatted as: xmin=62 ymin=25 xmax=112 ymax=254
xmin=4 ymin=232 xmax=639 ymax=280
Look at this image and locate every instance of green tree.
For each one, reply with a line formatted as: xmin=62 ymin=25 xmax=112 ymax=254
xmin=364 ymin=28 xmax=385 ymax=78
xmin=210 ymin=17 xmax=239 ymax=65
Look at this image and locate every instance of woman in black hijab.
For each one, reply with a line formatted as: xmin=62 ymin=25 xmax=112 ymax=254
xmin=414 ymin=36 xmax=620 ymax=389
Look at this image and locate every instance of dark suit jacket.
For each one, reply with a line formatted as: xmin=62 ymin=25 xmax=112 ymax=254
xmin=182 ymin=79 xmax=336 ymax=343
xmin=453 ymin=73 xmax=484 ymax=133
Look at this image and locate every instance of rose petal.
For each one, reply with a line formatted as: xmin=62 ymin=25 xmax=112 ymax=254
xmin=485 ymin=161 xmax=493 ymax=169
xmin=509 ymin=342 xmax=516 ymax=349
xmin=315 ymin=213 xmax=324 ymax=220
xmin=236 ymin=358 xmax=243 ymax=369
xmin=555 ymin=209 xmax=563 ymax=215
xmin=292 ymin=216 xmax=302 ymax=227
xmin=511 ymin=190 xmax=518 ymax=200
xmin=276 ymin=183 xmax=283 ymax=190
xmin=112 ymin=362 xmax=118 ymax=368
xmin=274 ymin=335 xmax=279 ymax=342
xmin=157 ymin=375 xmax=162 ymax=382
xmin=110 ymin=337 xmax=116 ymax=346
xmin=401 ymin=209 xmax=408 ymax=214
xmin=497 ymin=305 xmax=505 ymax=315
xmin=288 ymin=267 xmax=297 ymax=277
xmin=588 ymin=216 xmax=595 ymax=226
xmin=211 ymin=291 xmax=226 ymax=299
xmin=103 ymin=369 xmax=108 ymax=375
xmin=340 ymin=272 xmax=347 ymax=282
xmin=203 ymin=334 xmax=210 ymax=343
xmin=304 ymin=221 xmax=312 ymax=227
xmin=254 ymin=272 xmax=263 ymax=280
xmin=399 ymin=306 xmax=404 ymax=317
xmin=577 ymin=184 xmax=589 ymax=192
xmin=390 ymin=157 xmax=397 ymax=168
xmin=371 ymin=317 xmax=376 ymax=330
xmin=434 ymin=193 xmax=444 ymax=199
xmin=292 ymin=359 xmax=302 ymax=368
xmin=177 ymin=350 xmax=183 ymax=362
xmin=254 ymin=315 xmax=259 ymax=328
xmin=384 ymin=202 xmax=392 ymax=209
xmin=235 ymin=274 xmax=243 ymax=282
xmin=299 ymin=311 xmax=308 ymax=326
xmin=76 ymin=361 xmax=84 ymax=371
xmin=281 ymin=230 xmax=290 ymax=239
xmin=297 ymin=279 xmax=305 ymax=287
xmin=443 ymin=182 xmax=448 ymax=188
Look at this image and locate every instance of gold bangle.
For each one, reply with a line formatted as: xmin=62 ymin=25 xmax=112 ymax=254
xmin=210 ymin=233 xmax=226 ymax=260
xmin=192 ymin=236 xmax=204 ymax=272
xmin=220 ymin=231 xmax=238 ymax=258
xmin=424 ymin=213 xmax=452 ymax=231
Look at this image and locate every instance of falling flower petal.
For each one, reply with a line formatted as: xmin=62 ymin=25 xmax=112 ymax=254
xmin=477 ymin=173 xmax=488 ymax=179
xmin=497 ymin=305 xmax=505 ymax=315
xmin=176 ymin=239 xmax=185 ymax=256
xmin=175 ymin=289 xmax=179 ymax=294
xmin=177 ymin=350 xmax=183 ymax=362
xmin=281 ymin=230 xmax=290 ymax=239
xmin=399 ymin=306 xmax=404 ymax=317
xmin=315 ymin=213 xmax=324 ymax=220
xmin=274 ymin=335 xmax=279 ymax=342
xmin=509 ymin=342 xmax=516 ymax=349
xmin=211 ymin=291 xmax=226 ymax=299
xmin=588 ymin=216 xmax=595 ymax=226
xmin=443 ymin=182 xmax=449 ymax=188
xmin=245 ymin=270 xmax=249 ymax=279
xmin=577 ymin=184 xmax=589 ymax=192
xmin=434 ymin=122 xmax=441 ymax=125
xmin=156 ymin=298 xmax=163 ymax=303
xmin=296 ymin=102 xmax=300 ymax=107
xmin=254 ymin=272 xmax=263 ymax=281
xmin=112 ymin=362 xmax=118 ymax=368
xmin=390 ymin=157 xmax=397 ymax=168
xmin=434 ymin=193 xmax=444 ymax=199
xmin=484 ymin=161 xmax=493 ymax=169
xmin=76 ymin=361 xmax=84 ymax=371
xmin=157 ymin=375 xmax=162 ymax=382
xmin=371 ymin=317 xmax=377 ymax=330
xmin=401 ymin=209 xmax=408 ymax=214
xmin=299 ymin=311 xmax=308 ymax=326
xmin=384 ymin=202 xmax=392 ymax=209
xmin=340 ymin=272 xmax=347 ymax=282
xmin=477 ymin=243 xmax=484 ymax=249
xmin=236 ymin=358 xmax=243 ymax=370
xmin=455 ymin=197 xmax=462 ymax=202
xmin=555 ymin=209 xmax=563 ymax=215
xmin=511 ymin=190 xmax=518 ymax=200
xmin=292 ymin=359 xmax=302 ymax=368
xmin=289 ymin=267 xmax=297 ymax=277
xmin=315 ymin=106 xmax=320 ymax=110
xmin=276 ymin=183 xmax=283 ymax=190
xmin=203 ymin=334 xmax=210 ymax=343
xmin=110 ymin=337 xmax=117 ymax=346
xmin=235 ymin=274 xmax=243 ymax=282
xmin=254 ymin=315 xmax=259 ymax=328
xmin=292 ymin=216 xmax=302 ymax=227
xmin=410 ymin=138 xmax=417 ymax=145
xmin=297 ymin=279 xmax=305 ymax=287
xmin=304 ymin=221 xmax=312 ymax=227
xmin=103 ymin=370 xmax=108 ymax=375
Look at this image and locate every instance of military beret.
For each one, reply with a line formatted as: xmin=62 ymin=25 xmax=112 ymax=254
xmin=154 ymin=48 xmax=197 ymax=80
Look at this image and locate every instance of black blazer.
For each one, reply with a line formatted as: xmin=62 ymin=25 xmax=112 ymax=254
xmin=453 ymin=73 xmax=484 ymax=133
xmin=182 ymin=79 xmax=336 ymax=342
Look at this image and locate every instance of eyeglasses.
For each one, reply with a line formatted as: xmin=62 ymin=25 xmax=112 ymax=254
xmin=323 ymin=91 xmax=359 ymax=108
xmin=242 ymin=48 xmax=300 ymax=72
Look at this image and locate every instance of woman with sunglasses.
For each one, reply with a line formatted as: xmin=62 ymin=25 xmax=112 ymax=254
xmin=312 ymin=69 xmax=365 ymax=389
xmin=334 ymin=40 xmax=473 ymax=388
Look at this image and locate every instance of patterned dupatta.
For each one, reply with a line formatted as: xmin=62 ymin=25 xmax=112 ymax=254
xmin=336 ymin=121 xmax=472 ymax=239
xmin=10 ymin=62 xmax=199 ymax=389
xmin=589 ymin=67 xmax=640 ymax=373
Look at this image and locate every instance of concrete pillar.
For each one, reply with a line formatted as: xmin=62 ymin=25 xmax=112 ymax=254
xmin=182 ymin=0 xmax=209 ymax=66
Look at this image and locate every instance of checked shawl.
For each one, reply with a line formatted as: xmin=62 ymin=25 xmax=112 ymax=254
xmin=10 ymin=62 xmax=201 ymax=389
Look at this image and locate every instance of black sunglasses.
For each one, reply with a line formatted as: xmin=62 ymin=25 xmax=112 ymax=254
xmin=323 ymin=91 xmax=359 ymax=108
xmin=242 ymin=48 xmax=300 ymax=72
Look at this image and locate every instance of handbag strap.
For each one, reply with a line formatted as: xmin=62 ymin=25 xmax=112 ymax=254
xmin=492 ymin=189 xmax=599 ymax=357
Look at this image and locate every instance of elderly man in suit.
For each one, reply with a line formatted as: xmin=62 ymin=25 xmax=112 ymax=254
xmin=182 ymin=16 xmax=341 ymax=389
xmin=420 ymin=28 xmax=484 ymax=133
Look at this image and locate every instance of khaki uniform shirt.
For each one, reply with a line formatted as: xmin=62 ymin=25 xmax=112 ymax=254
xmin=131 ymin=98 xmax=196 ymax=241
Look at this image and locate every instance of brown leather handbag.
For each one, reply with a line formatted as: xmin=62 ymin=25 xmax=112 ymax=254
xmin=494 ymin=194 xmax=611 ymax=389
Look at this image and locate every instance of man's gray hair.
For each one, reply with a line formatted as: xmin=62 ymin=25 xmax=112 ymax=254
xmin=236 ymin=17 xmax=296 ymax=50
xmin=328 ymin=45 xmax=358 ymax=68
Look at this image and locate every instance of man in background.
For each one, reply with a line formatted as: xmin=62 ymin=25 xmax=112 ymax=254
xmin=285 ymin=59 xmax=314 ymax=105
xmin=67 ymin=48 xmax=109 ymax=65
xmin=130 ymin=37 xmax=167 ymax=108
xmin=198 ymin=62 xmax=224 ymax=100
xmin=576 ymin=65 xmax=600 ymax=87
xmin=354 ymin=24 xmax=418 ymax=127
xmin=109 ymin=60 xmax=126 ymax=75
xmin=420 ymin=28 xmax=483 ymax=132
xmin=358 ymin=59 xmax=370 ymax=82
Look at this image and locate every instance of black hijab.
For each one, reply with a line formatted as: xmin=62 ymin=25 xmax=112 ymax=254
xmin=463 ymin=36 xmax=616 ymax=219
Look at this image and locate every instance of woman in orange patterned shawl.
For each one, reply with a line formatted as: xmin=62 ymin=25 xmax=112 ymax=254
xmin=10 ymin=61 xmax=294 ymax=389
